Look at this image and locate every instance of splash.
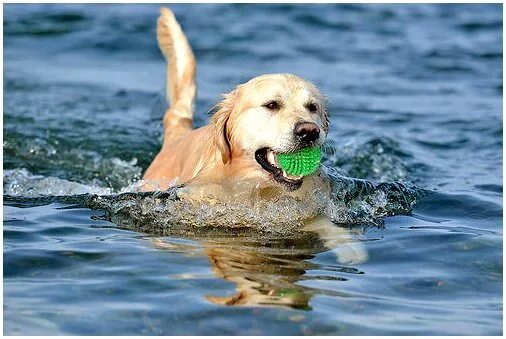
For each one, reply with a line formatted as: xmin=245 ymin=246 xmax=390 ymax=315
xmin=3 ymin=137 xmax=143 ymax=190
xmin=3 ymin=137 xmax=425 ymax=234
xmin=3 ymin=168 xmax=112 ymax=196
xmin=5 ymin=169 xmax=424 ymax=235
xmin=96 ymin=171 xmax=421 ymax=234
xmin=323 ymin=166 xmax=422 ymax=225
xmin=323 ymin=137 xmax=409 ymax=182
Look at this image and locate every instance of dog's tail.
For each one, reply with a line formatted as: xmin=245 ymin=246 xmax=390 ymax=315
xmin=157 ymin=7 xmax=196 ymax=129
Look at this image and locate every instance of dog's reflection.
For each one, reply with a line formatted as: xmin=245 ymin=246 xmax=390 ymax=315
xmin=203 ymin=239 xmax=317 ymax=309
xmin=152 ymin=218 xmax=367 ymax=309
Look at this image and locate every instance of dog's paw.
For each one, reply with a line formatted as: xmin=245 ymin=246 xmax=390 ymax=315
xmin=330 ymin=241 xmax=368 ymax=265
xmin=303 ymin=215 xmax=369 ymax=265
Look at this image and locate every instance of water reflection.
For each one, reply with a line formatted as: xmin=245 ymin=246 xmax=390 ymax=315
xmin=153 ymin=224 xmax=367 ymax=309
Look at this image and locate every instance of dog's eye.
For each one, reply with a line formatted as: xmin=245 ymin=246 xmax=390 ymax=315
xmin=264 ymin=101 xmax=280 ymax=110
xmin=306 ymin=103 xmax=318 ymax=112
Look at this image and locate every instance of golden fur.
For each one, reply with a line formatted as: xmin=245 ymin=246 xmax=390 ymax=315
xmin=144 ymin=7 xmax=368 ymax=270
xmin=143 ymin=8 xmax=329 ymax=202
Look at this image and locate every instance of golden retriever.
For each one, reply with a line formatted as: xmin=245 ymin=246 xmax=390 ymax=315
xmin=143 ymin=7 xmax=367 ymax=264
xmin=143 ymin=7 xmax=329 ymax=200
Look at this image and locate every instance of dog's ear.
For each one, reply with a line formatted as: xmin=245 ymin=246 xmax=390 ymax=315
xmin=211 ymin=89 xmax=238 ymax=164
xmin=322 ymin=107 xmax=330 ymax=133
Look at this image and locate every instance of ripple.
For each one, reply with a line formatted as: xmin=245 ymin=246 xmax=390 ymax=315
xmin=2 ymin=3 xmax=502 ymax=335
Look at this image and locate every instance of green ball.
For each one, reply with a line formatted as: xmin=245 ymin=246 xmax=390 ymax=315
xmin=276 ymin=147 xmax=322 ymax=177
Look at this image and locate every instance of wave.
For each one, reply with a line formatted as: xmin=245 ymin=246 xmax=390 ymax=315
xmin=4 ymin=166 xmax=425 ymax=235
xmin=3 ymin=133 xmax=427 ymax=234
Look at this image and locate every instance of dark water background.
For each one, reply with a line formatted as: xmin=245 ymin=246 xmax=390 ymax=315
xmin=3 ymin=4 xmax=503 ymax=335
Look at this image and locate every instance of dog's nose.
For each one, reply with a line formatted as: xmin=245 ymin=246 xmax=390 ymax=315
xmin=294 ymin=122 xmax=320 ymax=143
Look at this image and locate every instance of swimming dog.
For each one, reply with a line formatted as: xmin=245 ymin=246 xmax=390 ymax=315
xmin=144 ymin=7 xmax=367 ymax=264
xmin=143 ymin=8 xmax=329 ymax=202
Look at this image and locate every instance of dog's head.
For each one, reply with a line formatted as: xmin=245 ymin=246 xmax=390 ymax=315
xmin=211 ymin=74 xmax=329 ymax=191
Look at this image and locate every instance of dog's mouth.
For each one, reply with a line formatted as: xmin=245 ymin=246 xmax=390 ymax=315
xmin=254 ymin=147 xmax=303 ymax=191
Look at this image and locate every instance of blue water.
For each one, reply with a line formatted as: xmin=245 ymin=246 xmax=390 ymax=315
xmin=3 ymin=4 xmax=502 ymax=335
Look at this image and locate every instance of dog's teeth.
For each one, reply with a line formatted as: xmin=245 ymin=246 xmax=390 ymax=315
xmin=281 ymin=170 xmax=303 ymax=181
xmin=267 ymin=150 xmax=277 ymax=166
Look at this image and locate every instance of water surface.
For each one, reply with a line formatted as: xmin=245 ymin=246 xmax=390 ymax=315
xmin=3 ymin=4 xmax=502 ymax=335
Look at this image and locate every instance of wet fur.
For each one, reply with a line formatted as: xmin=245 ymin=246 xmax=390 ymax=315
xmin=143 ymin=8 xmax=329 ymax=198
xmin=143 ymin=7 xmax=367 ymax=265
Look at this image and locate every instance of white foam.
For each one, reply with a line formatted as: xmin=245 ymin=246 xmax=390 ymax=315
xmin=3 ymin=168 xmax=112 ymax=197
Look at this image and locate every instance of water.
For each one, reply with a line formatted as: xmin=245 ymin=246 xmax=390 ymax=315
xmin=3 ymin=4 xmax=502 ymax=335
